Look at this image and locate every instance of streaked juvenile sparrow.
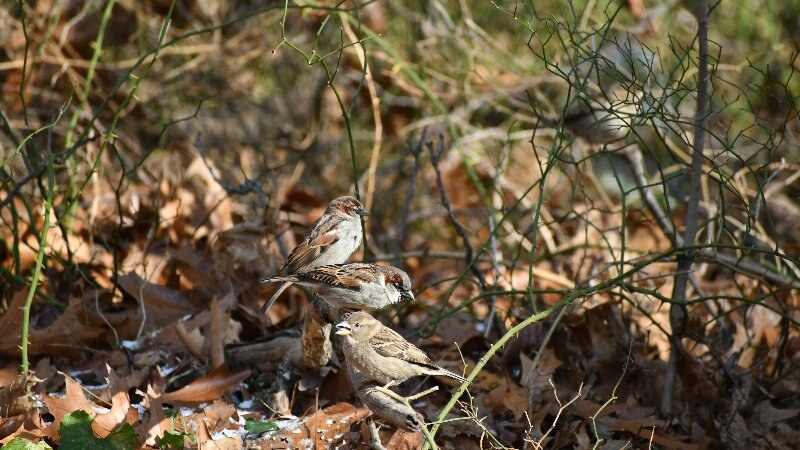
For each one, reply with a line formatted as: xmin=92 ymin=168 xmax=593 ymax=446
xmin=262 ymin=263 xmax=414 ymax=311
xmin=335 ymin=311 xmax=467 ymax=388
xmin=261 ymin=196 xmax=369 ymax=313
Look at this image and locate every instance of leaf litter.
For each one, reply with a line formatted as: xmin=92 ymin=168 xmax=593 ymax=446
xmin=1 ymin=1 xmax=799 ymax=449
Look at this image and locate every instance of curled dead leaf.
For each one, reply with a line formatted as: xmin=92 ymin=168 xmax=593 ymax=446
xmin=161 ymin=363 xmax=251 ymax=404
xmin=92 ymin=365 xmax=132 ymax=438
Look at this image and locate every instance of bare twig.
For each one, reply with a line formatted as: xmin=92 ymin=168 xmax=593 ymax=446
xmin=526 ymin=305 xmax=569 ymax=417
xmin=528 ymin=381 xmax=583 ymax=449
xmin=393 ymin=129 xmax=427 ymax=268
xmin=341 ymin=12 xmax=383 ymax=213
xmin=427 ymin=135 xmax=488 ymax=292
xmin=591 ymin=340 xmax=633 ymax=449
xmin=697 ymin=250 xmax=800 ymax=290
xmin=482 ymin=215 xmax=501 ymax=337
xmin=662 ymin=0 xmax=710 ymax=416
xmin=194 ymin=134 xmax=270 ymax=206
xmin=624 ymin=148 xmax=800 ymax=292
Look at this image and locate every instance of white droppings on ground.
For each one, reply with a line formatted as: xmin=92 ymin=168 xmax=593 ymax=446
xmin=135 ymin=403 xmax=147 ymax=421
xmin=236 ymin=399 xmax=254 ymax=409
xmin=91 ymin=405 xmax=110 ymax=414
xmin=120 ymin=340 xmax=139 ymax=351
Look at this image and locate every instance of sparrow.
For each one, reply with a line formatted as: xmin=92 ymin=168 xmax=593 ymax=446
xmin=335 ymin=311 xmax=467 ymax=388
xmin=262 ymin=263 xmax=414 ymax=311
xmin=261 ymin=196 xmax=369 ymax=313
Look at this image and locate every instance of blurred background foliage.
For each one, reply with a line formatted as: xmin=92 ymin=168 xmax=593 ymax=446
xmin=1 ymin=0 xmax=799 ymax=448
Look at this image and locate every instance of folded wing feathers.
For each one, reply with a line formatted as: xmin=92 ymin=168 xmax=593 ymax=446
xmin=284 ymin=232 xmax=338 ymax=273
xmin=299 ymin=265 xmax=363 ymax=289
xmin=370 ymin=327 xmax=467 ymax=382
xmin=370 ymin=327 xmax=432 ymax=364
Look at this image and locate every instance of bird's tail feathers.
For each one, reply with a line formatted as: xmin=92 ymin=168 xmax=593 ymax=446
xmin=422 ymin=364 xmax=468 ymax=384
xmin=441 ymin=369 xmax=468 ymax=384
xmin=261 ymin=275 xmax=298 ymax=284
xmin=260 ymin=281 xmax=294 ymax=313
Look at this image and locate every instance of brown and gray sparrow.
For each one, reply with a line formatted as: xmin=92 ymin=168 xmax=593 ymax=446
xmin=262 ymin=263 xmax=414 ymax=311
xmin=261 ymin=196 xmax=369 ymax=313
xmin=335 ymin=311 xmax=467 ymax=387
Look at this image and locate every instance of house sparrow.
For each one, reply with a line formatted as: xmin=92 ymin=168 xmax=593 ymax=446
xmin=261 ymin=196 xmax=369 ymax=313
xmin=335 ymin=311 xmax=467 ymax=388
xmin=262 ymin=263 xmax=414 ymax=311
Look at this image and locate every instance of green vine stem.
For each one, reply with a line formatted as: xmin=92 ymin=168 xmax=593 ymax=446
xmin=20 ymin=156 xmax=55 ymax=375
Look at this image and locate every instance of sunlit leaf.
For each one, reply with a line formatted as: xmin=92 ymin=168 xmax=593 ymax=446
xmin=58 ymin=411 xmax=136 ymax=450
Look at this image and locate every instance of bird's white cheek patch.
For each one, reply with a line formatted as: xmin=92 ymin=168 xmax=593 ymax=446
xmin=388 ymin=285 xmax=400 ymax=302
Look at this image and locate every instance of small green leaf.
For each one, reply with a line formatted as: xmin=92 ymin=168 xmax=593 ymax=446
xmin=58 ymin=410 xmax=137 ymax=450
xmin=159 ymin=430 xmax=193 ymax=449
xmin=244 ymin=418 xmax=279 ymax=435
xmin=4 ymin=438 xmax=53 ymax=450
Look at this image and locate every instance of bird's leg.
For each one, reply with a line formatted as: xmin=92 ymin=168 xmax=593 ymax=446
xmin=373 ymin=380 xmax=397 ymax=398
xmin=406 ymin=386 xmax=439 ymax=401
xmin=372 ymin=382 xmax=438 ymax=403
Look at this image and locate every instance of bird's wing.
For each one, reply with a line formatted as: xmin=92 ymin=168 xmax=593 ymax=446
xmin=283 ymin=231 xmax=338 ymax=274
xmin=369 ymin=327 xmax=432 ymax=364
xmin=300 ymin=263 xmax=379 ymax=290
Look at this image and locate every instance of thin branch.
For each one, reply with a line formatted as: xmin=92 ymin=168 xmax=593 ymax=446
xmin=427 ymin=135 xmax=488 ymax=292
xmin=368 ymin=420 xmax=388 ymax=450
xmin=393 ymin=130 xmax=426 ymax=268
xmin=662 ymin=0 xmax=710 ymax=416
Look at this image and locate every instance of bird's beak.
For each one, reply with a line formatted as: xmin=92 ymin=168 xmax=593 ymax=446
xmin=401 ymin=290 xmax=415 ymax=301
xmin=335 ymin=322 xmax=352 ymax=335
xmin=357 ymin=208 xmax=370 ymax=217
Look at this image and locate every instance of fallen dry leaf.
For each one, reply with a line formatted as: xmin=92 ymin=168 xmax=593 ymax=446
xmin=161 ymin=363 xmax=251 ymax=404
xmin=258 ymin=403 xmax=371 ymax=448
xmin=211 ymin=223 xmax=279 ymax=283
xmin=0 ymin=411 xmax=50 ymax=445
xmin=202 ymin=436 xmax=242 ymax=450
xmin=484 ymin=378 xmax=530 ymax=421
xmin=210 ymin=294 xmax=242 ymax=368
xmin=753 ymin=400 xmax=800 ymax=426
xmin=138 ymin=373 xmax=169 ymax=447
xmin=42 ymin=376 xmax=99 ymax=440
xmin=92 ymin=365 xmax=133 ymax=438
xmin=0 ymin=372 xmax=39 ymax=417
xmin=175 ymin=321 xmax=207 ymax=359
xmin=385 ymin=428 xmax=424 ymax=450
xmin=0 ymin=291 xmax=104 ymax=357
xmin=118 ymin=273 xmax=207 ymax=332
xmin=0 ymin=366 xmax=17 ymax=389
xmin=202 ymin=400 xmax=237 ymax=433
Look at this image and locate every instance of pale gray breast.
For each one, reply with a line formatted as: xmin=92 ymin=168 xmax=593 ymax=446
xmin=336 ymin=217 xmax=363 ymax=250
xmin=313 ymin=218 xmax=363 ymax=266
